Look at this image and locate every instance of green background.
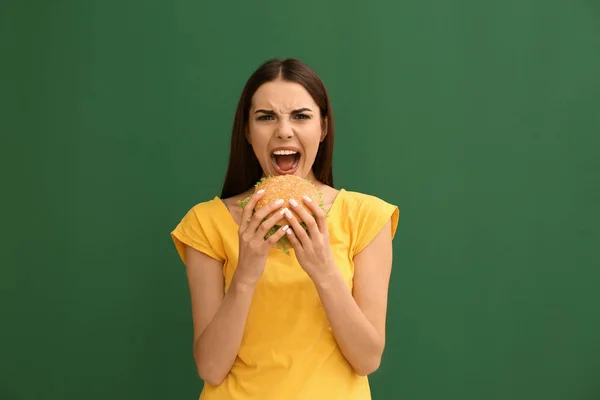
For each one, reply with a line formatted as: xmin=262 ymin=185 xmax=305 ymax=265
xmin=2 ymin=1 xmax=599 ymax=399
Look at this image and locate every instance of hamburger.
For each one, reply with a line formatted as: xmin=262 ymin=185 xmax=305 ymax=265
xmin=238 ymin=175 xmax=326 ymax=254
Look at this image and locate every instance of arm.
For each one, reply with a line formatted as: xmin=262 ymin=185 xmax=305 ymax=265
xmin=311 ymin=220 xmax=393 ymax=376
xmin=185 ymin=246 xmax=256 ymax=386
xmin=183 ymin=194 xmax=287 ymax=385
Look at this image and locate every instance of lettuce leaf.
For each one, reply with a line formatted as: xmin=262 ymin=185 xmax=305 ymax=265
xmin=237 ymin=196 xmax=251 ymax=209
xmin=264 ymin=225 xmax=292 ymax=255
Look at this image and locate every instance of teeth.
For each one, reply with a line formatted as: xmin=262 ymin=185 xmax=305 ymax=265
xmin=272 ymin=150 xmax=298 ymax=155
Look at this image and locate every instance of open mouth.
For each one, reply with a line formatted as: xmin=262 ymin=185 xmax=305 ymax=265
xmin=271 ymin=150 xmax=301 ymax=174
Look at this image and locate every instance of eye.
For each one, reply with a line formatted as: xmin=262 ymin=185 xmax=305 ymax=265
xmin=294 ymin=113 xmax=310 ymax=120
xmin=257 ymin=115 xmax=274 ymax=121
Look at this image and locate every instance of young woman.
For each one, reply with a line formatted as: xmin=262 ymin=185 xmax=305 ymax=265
xmin=171 ymin=58 xmax=400 ymax=400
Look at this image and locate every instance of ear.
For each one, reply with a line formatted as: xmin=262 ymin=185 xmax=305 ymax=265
xmin=320 ymin=117 xmax=328 ymax=142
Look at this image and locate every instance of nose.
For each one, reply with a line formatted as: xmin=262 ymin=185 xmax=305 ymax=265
xmin=276 ymin=120 xmax=293 ymax=140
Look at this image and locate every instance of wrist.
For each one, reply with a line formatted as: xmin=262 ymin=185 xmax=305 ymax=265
xmin=311 ymin=261 xmax=342 ymax=289
xmin=231 ymin=268 xmax=260 ymax=292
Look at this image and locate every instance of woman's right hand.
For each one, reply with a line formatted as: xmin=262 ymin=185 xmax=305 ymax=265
xmin=234 ymin=190 xmax=288 ymax=286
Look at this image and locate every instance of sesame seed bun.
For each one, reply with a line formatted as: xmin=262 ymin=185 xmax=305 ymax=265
xmin=254 ymin=175 xmax=322 ymax=226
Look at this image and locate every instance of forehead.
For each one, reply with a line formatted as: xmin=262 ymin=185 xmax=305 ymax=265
xmin=251 ymin=80 xmax=318 ymax=111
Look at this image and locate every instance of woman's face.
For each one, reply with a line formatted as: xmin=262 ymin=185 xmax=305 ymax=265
xmin=247 ymin=79 xmax=325 ymax=180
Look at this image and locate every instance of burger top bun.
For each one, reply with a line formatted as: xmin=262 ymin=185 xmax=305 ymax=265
xmin=254 ymin=175 xmax=322 ymax=226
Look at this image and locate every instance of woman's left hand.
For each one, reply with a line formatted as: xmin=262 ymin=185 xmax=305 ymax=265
xmin=282 ymin=196 xmax=337 ymax=280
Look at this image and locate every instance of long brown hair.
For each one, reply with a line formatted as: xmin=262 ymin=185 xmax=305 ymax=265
xmin=220 ymin=58 xmax=335 ymax=199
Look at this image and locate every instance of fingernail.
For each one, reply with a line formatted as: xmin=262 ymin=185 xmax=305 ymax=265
xmin=290 ymin=198 xmax=298 ymax=207
xmin=286 ymin=229 xmax=293 ymax=235
xmin=280 ymin=208 xmax=289 ymax=215
xmin=285 ymin=209 xmax=293 ymax=218
xmin=303 ymin=196 xmax=312 ymax=202
xmin=281 ymin=225 xmax=289 ymax=231
xmin=256 ymin=189 xmax=265 ymax=195
xmin=275 ymin=199 xmax=284 ymax=205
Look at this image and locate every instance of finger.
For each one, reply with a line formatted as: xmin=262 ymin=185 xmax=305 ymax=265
xmin=266 ymin=224 xmax=290 ymax=247
xmin=240 ymin=189 xmax=265 ymax=230
xmin=284 ymin=226 xmax=302 ymax=249
xmin=256 ymin=206 xmax=288 ymax=239
xmin=247 ymin=198 xmax=284 ymax=233
xmin=282 ymin=206 xmax=310 ymax=246
xmin=288 ymin=197 xmax=319 ymax=237
xmin=301 ymin=195 xmax=328 ymax=233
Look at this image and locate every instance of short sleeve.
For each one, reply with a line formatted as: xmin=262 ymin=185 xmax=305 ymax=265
xmin=352 ymin=194 xmax=400 ymax=256
xmin=170 ymin=201 xmax=226 ymax=265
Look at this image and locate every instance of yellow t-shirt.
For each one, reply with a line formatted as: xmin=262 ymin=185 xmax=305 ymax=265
xmin=171 ymin=189 xmax=400 ymax=400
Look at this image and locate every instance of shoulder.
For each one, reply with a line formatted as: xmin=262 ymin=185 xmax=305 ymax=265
xmin=186 ymin=197 xmax=224 ymax=214
xmin=340 ymin=190 xmax=399 ymax=216
xmin=336 ymin=189 xmax=400 ymax=255
xmin=171 ymin=197 xmax=228 ymax=264
xmin=342 ymin=190 xmax=387 ymax=204
xmin=181 ymin=197 xmax=224 ymax=224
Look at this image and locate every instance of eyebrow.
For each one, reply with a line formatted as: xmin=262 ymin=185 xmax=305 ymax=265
xmin=254 ymin=108 xmax=313 ymax=114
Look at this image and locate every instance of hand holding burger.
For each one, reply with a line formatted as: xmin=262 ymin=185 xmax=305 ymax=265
xmin=238 ymin=174 xmax=336 ymax=281
xmin=238 ymin=174 xmax=326 ymax=255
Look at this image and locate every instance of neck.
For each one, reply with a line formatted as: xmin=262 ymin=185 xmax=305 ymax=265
xmin=305 ymin=169 xmax=318 ymax=183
